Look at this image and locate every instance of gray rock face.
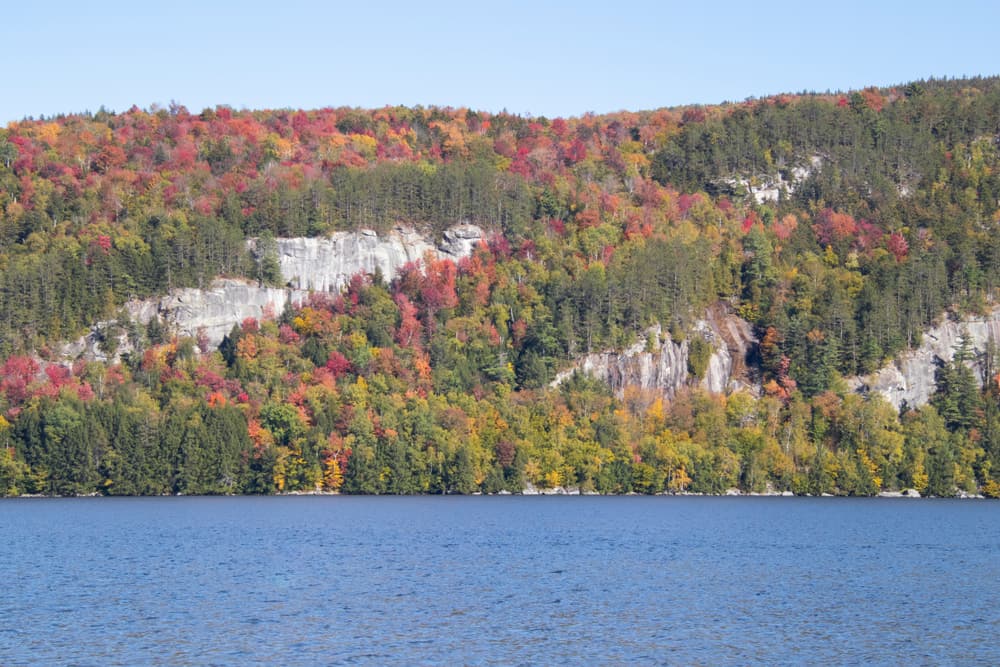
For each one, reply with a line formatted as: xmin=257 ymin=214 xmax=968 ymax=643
xmin=135 ymin=280 xmax=296 ymax=348
xmin=63 ymin=225 xmax=484 ymax=360
xmin=552 ymin=307 xmax=757 ymax=399
xmin=438 ymin=224 xmax=485 ymax=258
xmin=697 ymin=310 xmax=756 ymax=395
xmin=850 ymin=307 xmax=1000 ymax=411
xmin=723 ymin=155 xmax=823 ymax=205
xmin=273 ymin=224 xmax=483 ymax=292
xmin=555 ymin=328 xmax=688 ymax=398
xmin=59 ymin=278 xmax=298 ymax=361
xmin=551 ymin=302 xmax=1000 ymax=410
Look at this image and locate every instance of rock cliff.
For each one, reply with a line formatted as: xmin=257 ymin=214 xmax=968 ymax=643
xmin=60 ymin=279 xmax=302 ymax=361
xmin=64 ymin=225 xmax=483 ymax=360
xmin=722 ymin=155 xmax=823 ymax=204
xmin=272 ymin=224 xmax=483 ymax=292
xmin=61 ymin=215 xmax=998 ymax=415
xmin=551 ymin=302 xmax=1000 ymax=410
xmin=132 ymin=280 xmax=296 ymax=348
xmin=552 ymin=305 xmax=758 ymax=399
xmin=849 ymin=307 xmax=1000 ymax=411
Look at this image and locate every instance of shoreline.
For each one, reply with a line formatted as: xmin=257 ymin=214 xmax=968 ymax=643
xmin=3 ymin=489 xmax=990 ymax=500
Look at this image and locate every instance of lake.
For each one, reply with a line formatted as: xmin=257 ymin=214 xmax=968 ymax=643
xmin=1 ymin=496 xmax=998 ymax=665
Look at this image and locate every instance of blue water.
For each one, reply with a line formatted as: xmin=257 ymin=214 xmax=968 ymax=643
xmin=1 ymin=496 xmax=998 ymax=666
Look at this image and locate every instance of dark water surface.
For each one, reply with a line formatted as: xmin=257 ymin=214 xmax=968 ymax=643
xmin=1 ymin=496 xmax=998 ymax=665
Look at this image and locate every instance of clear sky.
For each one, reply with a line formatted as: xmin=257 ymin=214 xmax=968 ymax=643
xmin=6 ymin=0 xmax=1000 ymax=123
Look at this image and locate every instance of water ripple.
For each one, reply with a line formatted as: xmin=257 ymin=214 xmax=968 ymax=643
xmin=0 ymin=496 xmax=998 ymax=665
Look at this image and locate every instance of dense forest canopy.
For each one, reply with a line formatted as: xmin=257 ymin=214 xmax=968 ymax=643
xmin=2 ymin=76 xmax=1000 ymax=496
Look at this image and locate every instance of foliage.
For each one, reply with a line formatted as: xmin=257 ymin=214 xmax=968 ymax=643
xmin=3 ymin=78 xmax=1000 ymax=495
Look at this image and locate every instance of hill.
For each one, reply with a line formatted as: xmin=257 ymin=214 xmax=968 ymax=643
xmin=2 ymin=77 xmax=1000 ymax=496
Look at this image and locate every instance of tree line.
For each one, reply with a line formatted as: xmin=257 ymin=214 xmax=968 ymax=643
xmin=1 ymin=78 xmax=1000 ymax=494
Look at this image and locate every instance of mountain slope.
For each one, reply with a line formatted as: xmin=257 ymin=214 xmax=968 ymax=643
xmin=2 ymin=77 xmax=1000 ymax=496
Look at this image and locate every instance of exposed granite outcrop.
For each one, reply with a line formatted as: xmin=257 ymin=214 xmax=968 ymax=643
xmin=721 ymin=155 xmax=823 ymax=205
xmin=272 ymin=224 xmax=483 ymax=292
xmin=63 ymin=225 xmax=484 ymax=360
xmin=60 ymin=279 xmax=299 ymax=361
xmin=849 ymin=307 xmax=1000 ymax=411
xmin=551 ymin=305 xmax=758 ymax=399
xmin=133 ymin=280 xmax=296 ymax=348
xmin=551 ymin=302 xmax=1000 ymax=409
xmin=697 ymin=305 xmax=756 ymax=395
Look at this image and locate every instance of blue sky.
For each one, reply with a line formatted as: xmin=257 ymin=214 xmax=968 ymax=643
xmin=6 ymin=0 xmax=1000 ymax=123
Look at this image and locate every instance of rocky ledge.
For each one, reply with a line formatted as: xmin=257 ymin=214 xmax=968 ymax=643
xmin=849 ymin=306 xmax=1000 ymax=411
xmin=272 ymin=224 xmax=483 ymax=292
xmin=551 ymin=303 xmax=757 ymax=399
xmin=63 ymin=224 xmax=484 ymax=360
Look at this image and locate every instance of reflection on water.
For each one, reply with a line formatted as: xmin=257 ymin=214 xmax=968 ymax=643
xmin=1 ymin=496 xmax=998 ymax=665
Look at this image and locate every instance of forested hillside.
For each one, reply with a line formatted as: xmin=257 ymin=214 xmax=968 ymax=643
xmin=2 ymin=77 xmax=1000 ymax=496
